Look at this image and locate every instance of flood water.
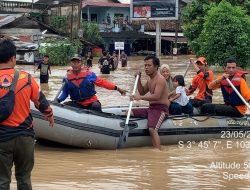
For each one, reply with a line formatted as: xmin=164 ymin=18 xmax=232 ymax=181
xmin=11 ymin=55 xmax=250 ymax=190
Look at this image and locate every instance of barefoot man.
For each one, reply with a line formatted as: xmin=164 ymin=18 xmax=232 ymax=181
xmin=130 ymin=55 xmax=170 ymax=149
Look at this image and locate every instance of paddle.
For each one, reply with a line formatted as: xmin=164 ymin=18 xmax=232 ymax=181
xmin=183 ymin=60 xmax=192 ymax=78
xmin=117 ymin=74 xmax=140 ymax=149
xmin=226 ymin=78 xmax=250 ymax=112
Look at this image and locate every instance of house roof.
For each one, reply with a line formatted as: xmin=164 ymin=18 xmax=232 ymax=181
xmin=35 ymin=0 xmax=79 ymax=4
xmin=132 ymin=20 xmax=182 ymax=32
xmin=0 ymin=14 xmax=23 ymax=28
xmin=35 ymin=0 xmax=123 ymax=6
xmin=82 ymin=1 xmax=129 ymax=8
xmin=101 ymin=31 xmax=153 ymax=39
xmin=182 ymin=0 xmax=192 ymax=3
xmin=162 ymin=36 xmax=187 ymax=43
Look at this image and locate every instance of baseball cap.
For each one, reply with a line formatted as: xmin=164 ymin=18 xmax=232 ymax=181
xmin=70 ymin=54 xmax=82 ymax=61
xmin=196 ymin=57 xmax=206 ymax=65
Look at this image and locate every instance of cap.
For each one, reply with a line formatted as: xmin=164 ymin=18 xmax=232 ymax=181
xmin=70 ymin=54 xmax=82 ymax=61
xmin=196 ymin=57 xmax=206 ymax=65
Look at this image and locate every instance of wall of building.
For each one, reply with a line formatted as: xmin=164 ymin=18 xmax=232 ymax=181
xmin=82 ymin=7 xmax=129 ymax=24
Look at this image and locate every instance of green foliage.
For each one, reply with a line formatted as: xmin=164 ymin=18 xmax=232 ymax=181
xmin=181 ymin=0 xmax=211 ymax=53
xmin=49 ymin=16 xmax=68 ymax=33
xmin=182 ymin=0 xmax=250 ymax=67
xmin=199 ymin=1 xmax=250 ymax=67
xmin=40 ymin=39 xmax=78 ymax=66
xmin=80 ymin=21 xmax=103 ymax=45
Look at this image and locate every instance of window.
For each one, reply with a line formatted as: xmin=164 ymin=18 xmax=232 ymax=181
xmin=82 ymin=13 xmax=87 ymax=21
xmin=91 ymin=14 xmax=97 ymax=22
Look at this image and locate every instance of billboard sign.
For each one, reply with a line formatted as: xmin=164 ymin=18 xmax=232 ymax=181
xmin=130 ymin=0 xmax=178 ymax=20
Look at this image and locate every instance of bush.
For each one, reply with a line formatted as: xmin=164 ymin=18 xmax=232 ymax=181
xmin=199 ymin=1 xmax=250 ymax=67
xmin=182 ymin=0 xmax=250 ymax=67
xmin=39 ymin=39 xmax=77 ymax=66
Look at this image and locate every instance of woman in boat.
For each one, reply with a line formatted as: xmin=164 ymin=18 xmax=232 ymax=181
xmin=160 ymin=64 xmax=175 ymax=92
xmin=56 ymin=54 xmax=126 ymax=112
xmin=186 ymin=56 xmax=214 ymax=108
xmin=160 ymin=64 xmax=177 ymax=114
xmin=201 ymin=57 xmax=250 ymax=117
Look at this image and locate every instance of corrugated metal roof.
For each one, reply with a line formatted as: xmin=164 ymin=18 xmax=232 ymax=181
xmin=132 ymin=20 xmax=182 ymax=32
xmin=82 ymin=2 xmax=129 ymax=8
xmin=162 ymin=36 xmax=187 ymax=43
xmin=35 ymin=0 xmax=79 ymax=4
xmin=0 ymin=14 xmax=23 ymax=28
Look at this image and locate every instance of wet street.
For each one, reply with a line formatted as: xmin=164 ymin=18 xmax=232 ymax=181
xmin=11 ymin=55 xmax=250 ymax=190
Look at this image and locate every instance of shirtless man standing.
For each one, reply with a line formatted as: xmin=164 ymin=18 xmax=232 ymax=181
xmin=130 ymin=55 xmax=170 ymax=149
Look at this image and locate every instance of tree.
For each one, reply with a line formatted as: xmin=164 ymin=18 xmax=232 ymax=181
xmin=199 ymin=1 xmax=250 ymax=67
xmin=49 ymin=16 xmax=68 ymax=34
xmin=182 ymin=0 xmax=250 ymax=67
xmin=181 ymin=0 xmax=211 ymax=53
xmin=40 ymin=38 xmax=78 ymax=66
xmin=80 ymin=21 xmax=103 ymax=45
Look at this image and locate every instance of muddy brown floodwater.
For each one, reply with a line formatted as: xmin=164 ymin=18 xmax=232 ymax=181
xmin=11 ymin=55 xmax=250 ymax=190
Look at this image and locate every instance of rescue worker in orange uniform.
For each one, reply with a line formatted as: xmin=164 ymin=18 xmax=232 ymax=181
xmin=0 ymin=39 xmax=54 ymax=190
xmin=201 ymin=57 xmax=250 ymax=117
xmin=186 ymin=56 xmax=214 ymax=108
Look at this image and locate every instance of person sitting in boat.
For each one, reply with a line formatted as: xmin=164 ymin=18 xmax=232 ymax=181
xmin=56 ymin=55 xmax=126 ymax=112
xmin=201 ymin=57 xmax=250 ymax=117
xmin=186 ymin=56 xmax=214 ymax=109
xmin=160 ymin=64 xmax=175 ymax=92
xmin=130 ymin=55 xmax=170 ymax=150
xmin=159 ymin=64 xmax=179 ymax=115
xmin=168 ymin=75 xmax=193 ymax=115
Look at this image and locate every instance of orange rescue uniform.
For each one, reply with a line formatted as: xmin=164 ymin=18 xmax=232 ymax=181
xmin=0 ymin=68 xmax=53 ymax=142
xmin=188 ymin=69 xmax=214 ymax=101
xmin=209 ymin=74 xmax=250 ymax=115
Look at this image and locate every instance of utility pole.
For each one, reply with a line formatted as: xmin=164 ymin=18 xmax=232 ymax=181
xmin=155 ymin=20 xmax=161 ymax=58
xmin=78 ymin=0 xmax=82 ymax=30
xmin=173 ymin=0 xmax=180 ymax=55
xmin=31 ymin=0 xmax=34 ymax=12
xmin=70 ymin=2 xmax=74 ymax=41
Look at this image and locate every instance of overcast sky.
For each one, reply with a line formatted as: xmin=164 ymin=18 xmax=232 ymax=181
xmin=4 ymin=0 xmax=130 ymax=3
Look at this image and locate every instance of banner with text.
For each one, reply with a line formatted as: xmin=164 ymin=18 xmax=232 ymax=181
xmin=130 ymin=0 xmax=178 ymax=20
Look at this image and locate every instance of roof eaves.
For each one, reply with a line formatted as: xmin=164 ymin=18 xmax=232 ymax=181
xmin=0 ymin=14 xmax=24 ymax=28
